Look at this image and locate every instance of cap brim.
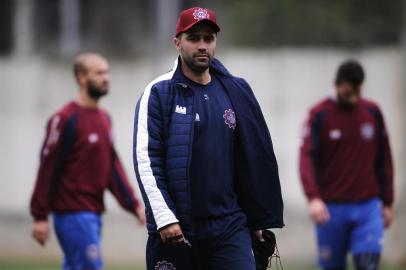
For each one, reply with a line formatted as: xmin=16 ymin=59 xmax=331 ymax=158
xmin=179 ymin=19 xmax=220 ymax=36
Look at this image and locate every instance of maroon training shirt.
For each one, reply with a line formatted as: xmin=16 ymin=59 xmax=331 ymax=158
xmin=30 ymin=101 xmax=141 ymax=220
xmin=299 ymin=97 xmax=394 ymax=206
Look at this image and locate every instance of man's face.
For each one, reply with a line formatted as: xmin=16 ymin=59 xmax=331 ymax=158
xmin=82 ymin=58 xmax=110 ymax=99
xmin=174 ymin=23 xmax=217 ymax=74
xmin=335 ymin=81 xmax=361 ymax=107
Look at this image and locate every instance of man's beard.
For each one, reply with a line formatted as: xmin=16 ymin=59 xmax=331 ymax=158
xmin=183 ymin=53 xmax=212 ymax=74
xmin=337 ymin=95 xmax=357 ymax=109
xmin=87 ymin=80 xmax=108 ymax=100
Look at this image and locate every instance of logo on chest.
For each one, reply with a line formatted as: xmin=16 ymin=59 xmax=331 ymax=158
xmin=329 ymin=129 xmax=342 ymax=140
xmin=360 ymin=122 xmax=374 ymax=141
xmin=88 ymin=133 xmax=99 ymax=144
xmin=223 ymin=109 xmax=236 ymax=129
xmin=175 ymin=105 xmax=187 ymax=115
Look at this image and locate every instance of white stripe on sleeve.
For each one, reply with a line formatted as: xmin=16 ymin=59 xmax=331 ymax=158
xmin=136 ymin=59 xmax=179 ymax=230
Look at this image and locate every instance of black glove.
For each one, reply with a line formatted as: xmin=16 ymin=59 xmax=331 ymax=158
xmin=252 ymin=230 xmax=276 ymax=270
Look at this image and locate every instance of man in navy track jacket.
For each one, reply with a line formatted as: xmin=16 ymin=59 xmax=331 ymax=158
xmin=133 ymin=7 xmax=284 ymax=270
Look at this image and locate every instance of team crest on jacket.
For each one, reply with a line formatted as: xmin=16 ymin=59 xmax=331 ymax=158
xmin=223 ymin=109 xmax=236 ymax=129
xmin=193 ymin=8 xmax=209 ymax=20
xmin=360 ymin=122 xmax=374 ymax=141
xmin=155 ymin=261 xmax=176 ymax=270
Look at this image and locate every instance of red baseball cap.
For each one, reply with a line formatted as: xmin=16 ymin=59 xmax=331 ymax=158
xmin=175 ymin=7 xmax=220 ymax=37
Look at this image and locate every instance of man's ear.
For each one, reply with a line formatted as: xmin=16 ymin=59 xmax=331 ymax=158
xmin=77 ymin=72 xmax=87 ymax=87
xmin=173 ymin=37 xmax=181 ymax=51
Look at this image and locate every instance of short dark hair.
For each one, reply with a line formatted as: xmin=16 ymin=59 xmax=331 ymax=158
xmin=335 ymin=59 xmax=365 ymax=87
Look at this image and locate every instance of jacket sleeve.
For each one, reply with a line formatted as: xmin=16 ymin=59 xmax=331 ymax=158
xmin=108 ymin=146 xmax=142 ymax=216
xmin=133 ymin=86 xmax=178 ymax=230
xmin=231 ymin=78 xmax=284 ymax=229
xmin=373 ymin=107 xmax=394 ymax=206
xmin=299 ymin=110 xmax=324 ymax=201
xmin=30 ymin=114 xmax=67 ymax=221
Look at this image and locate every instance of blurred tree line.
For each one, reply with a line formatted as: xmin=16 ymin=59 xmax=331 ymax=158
xmin=216 ymin=0 xmax=404 ymax=47
xmin=0 ymin=0 xmax=404 ymax=56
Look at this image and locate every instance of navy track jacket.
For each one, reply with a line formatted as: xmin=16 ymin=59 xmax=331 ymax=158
xmin=133 ymin=57 xmax=284 ymax=236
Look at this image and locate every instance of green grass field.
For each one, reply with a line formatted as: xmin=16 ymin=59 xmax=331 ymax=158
xmin=0 ymin=262 xmax=404 ymax=270
xmin=0 ymin=262 xmax=141 ymax=270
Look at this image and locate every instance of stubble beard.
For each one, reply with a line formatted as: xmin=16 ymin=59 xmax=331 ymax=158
xmin=87 ymin=80 xmax=108 ymax=100
xmin=337 ymin=95 xmax=357 ymax=109
xmin=183 ymin=53 xmax=212 ymax=74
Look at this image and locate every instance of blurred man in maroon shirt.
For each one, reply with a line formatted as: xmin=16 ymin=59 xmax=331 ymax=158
xmin=30 ymin=53 xmax=145 ymax=270
xmin=299 ymin=59 xmax=394 ymax=270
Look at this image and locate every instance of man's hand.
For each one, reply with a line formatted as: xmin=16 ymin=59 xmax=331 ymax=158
xmin=252 ymin=230 xmax=277 ymax=270
xmin=159 ymin=223 xmax=184 ymax=244
xmin=135 ymin=206 xmax=146 ymax=226
xmin=382 ymin=206 xmax=393 ymax=229
xmin=255 ymin=230 xmax=265 ymax=242
xmin=32 ymin=220 xmax=50 ymax=246
xmin=308 ymin=198 xmax=330 ymax=224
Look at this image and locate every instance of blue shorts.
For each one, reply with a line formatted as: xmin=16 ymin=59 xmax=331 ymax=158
xmin=53 ymin=212 xmax=103 ymax=270
xmin=147 ymin=211 xmax=255 ymax=270
xmin=316 ymin=198 xmax=384 ymax=269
